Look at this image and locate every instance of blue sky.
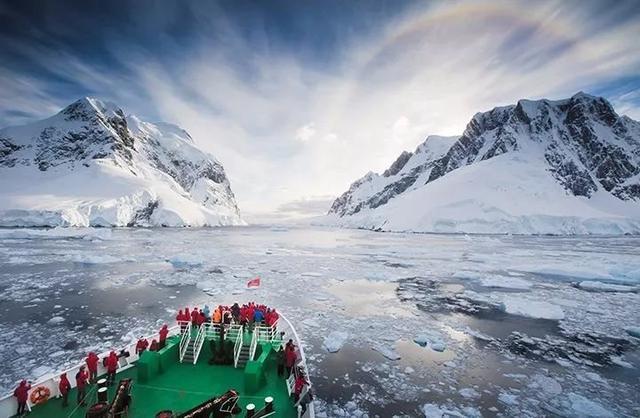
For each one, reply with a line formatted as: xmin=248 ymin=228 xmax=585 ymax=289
xmin=1 ymin=0 xmax=640 ymax=220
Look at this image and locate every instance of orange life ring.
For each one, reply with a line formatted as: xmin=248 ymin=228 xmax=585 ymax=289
xmin=29 ymin=386 xmax=50 ymax=404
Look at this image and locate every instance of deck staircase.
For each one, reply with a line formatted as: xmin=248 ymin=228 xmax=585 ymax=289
xmin=182 ymin=338 xmax=197 ymax=363
xmin=235 ymin=343 xmax=251 ymax=368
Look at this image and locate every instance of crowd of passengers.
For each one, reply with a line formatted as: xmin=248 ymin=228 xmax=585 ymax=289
xmin=174 ymin=302 xmax=280 ymax=329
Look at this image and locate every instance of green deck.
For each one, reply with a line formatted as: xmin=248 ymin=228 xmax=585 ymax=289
xmin=27 ymin=335 xmax=295 ymax=418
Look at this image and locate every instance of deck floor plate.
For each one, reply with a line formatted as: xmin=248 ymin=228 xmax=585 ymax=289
xmin=26 ymin=349 xmax=296 ymax=418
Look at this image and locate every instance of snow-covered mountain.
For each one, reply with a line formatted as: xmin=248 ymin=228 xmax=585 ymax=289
xmin=0 ymin=97 xmax=244 ymax=227
xmin=328 ymin=93 xmax=640 ymax=234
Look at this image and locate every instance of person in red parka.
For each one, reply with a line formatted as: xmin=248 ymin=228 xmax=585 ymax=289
xmin=13 ymin=380 xmax=31 ymax=416
xmin=106 ymin=351 xmax=119 ymax=385
xmin=285 ymin=343 xmax=297 ymax=378
xmin=75 ymin=366 xmax=88 ymax=406
xmin=293 ymin=373 xmax=308 ymax=403
xmin=85 ymin=352 xmax=99 ymax=383
xmin=159 ymin=324 xmax=169 ymax=349
xmin=190 ymin=308 xmax=199 ymax=329
xmin=149 ymin=339 xmax=159 ymax=352
xmin=59 ymin=372 xmax=71 ymax=407
xmin=176 ymin=309 xmax=185 ymax=332
xmin=135 ymin=337 xmax=149 ymax=355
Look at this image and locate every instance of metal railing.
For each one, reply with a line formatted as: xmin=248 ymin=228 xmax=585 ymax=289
xmin=0 ymin=324 xmax=183 ymax=417
xmin=255 ymin=323 xmax=278 ymax=342
xmin=233 ymin=325 xmax=244 ymax=368
xmin=191 ymin=324 xmax=207 ymax=365
xmin=278 ymin=312 xmax=314 ymax=418
xmin=178 ymin=324 xmax=190 ymax=363
xmin=248 ymin=327 xmax=259 ymax=362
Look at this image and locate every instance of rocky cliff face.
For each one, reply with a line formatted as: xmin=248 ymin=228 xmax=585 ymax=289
xmin=328 ymin=93 xmax=640 ymax=234
xmin=329 ymin=135 xmax=458 ymax=217
xmin=0 ymin=97 xmax=243 ymax=227
xmin=426 ymin=92 xmax=640 ymax=199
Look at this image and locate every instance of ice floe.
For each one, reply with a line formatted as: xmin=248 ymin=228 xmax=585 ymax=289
xmin=371 ymin=344 xmax=401 ymax=360
xmin=323 ymin=331 xmax=349 ymax=353
xmin=499 ymin=296 xmax=565 ymax=320
xmin=576 ymin=280 xmax=638 ymax=293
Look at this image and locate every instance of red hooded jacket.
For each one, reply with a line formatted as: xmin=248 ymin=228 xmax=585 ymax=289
xmin=76 ymin=369 xmax=88 ymax=389
xmin=106 ymin=352 xmax=119 ymax=372
xmin=13 ymin=381 xmax=30 ymax=403
xmin=86 ymin=352 xmax=99 ymax=372
xmin=285 ymin=347 xmax=297 ymax=368
xmin=159 ymin=325 xmax=169 ymax=342
xmin=59 ymin=374 xmax=71 ymax=395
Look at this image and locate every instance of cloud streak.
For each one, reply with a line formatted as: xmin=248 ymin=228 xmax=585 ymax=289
xmin=1 ymin=0 xmax=639 ymax=217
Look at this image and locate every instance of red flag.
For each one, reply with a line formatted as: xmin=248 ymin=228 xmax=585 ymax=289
xmin=247 ymin=277 xmax=261 ymax=288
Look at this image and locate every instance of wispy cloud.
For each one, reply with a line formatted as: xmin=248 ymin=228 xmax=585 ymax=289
xmin=1 ymin=0 xmax=639 ymax=215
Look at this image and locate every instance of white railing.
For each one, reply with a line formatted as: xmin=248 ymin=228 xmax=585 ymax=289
xmin=227 ymin=323 xmax=242 ymax=340
xmin=233 ymin=326 xmax=244 ymax=368
xmin=248 ymin=327 xmax=259 ymax=361
xmin=191 ymin=324 xmax=206 ymax=365
xmin=278 ymin=312 xmax=314 ymax=418
xmin=178 ymin=324 xmax=190 ymax=363
xmin=255 ymin=323 xmax=277 ymax=342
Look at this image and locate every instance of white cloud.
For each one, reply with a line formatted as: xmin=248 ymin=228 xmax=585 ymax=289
xmin=2 ymin=0 xmax=640 ymax=218
xmin=295 ymin=123 xmax=316 ymax=142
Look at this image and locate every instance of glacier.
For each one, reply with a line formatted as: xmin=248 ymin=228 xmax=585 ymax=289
xmin=327 ymin=93 xmax=640 ymax=234
xmin=0 ymin=97 xmax=245 ymax=227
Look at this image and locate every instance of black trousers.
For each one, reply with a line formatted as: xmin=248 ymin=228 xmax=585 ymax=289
xmin=107 ymin=370 xmax=116 ymax=384
xmin=89 ymin=369 xmax=97 ymax=383
xmin=17 ymin=401 xmax=26 ymax=415
xmin=62 ymin=391 xmax=69 ymax=406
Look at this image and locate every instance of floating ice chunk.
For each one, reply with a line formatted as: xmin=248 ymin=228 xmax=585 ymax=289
xmin=15 ymin=346 xmax=33 ymax=355
xmin=371 ymin=344 xmax=401 ymax=360
xmin=577 ymin=281 xmax=638 ymax=293
xmin=499 ymin=296 xmax=565 ymax=320
xmin=302 ymin=318 xmax=321 ymax=328
xmin=565 ymin=393 xmax=614 ymax=417
xmin=422 ymin=404 xmax=445 ymax=418
xmin=31 ymin=365 xmax=54 ymax=380
xmin=47 ymin=316 xmax=65 ymax=324
xmin=610 ymin=356 xmax=633 ymax=369
xmin=430 ymin=342 xmax=446 ymax=352
xmin=498 ymin=391 xmax=519 ymax=406
xmin=71 ymin=254 xmax=120 ymax=264
xmin=413 ymin=334 xmax=430 ymax=347
xmin=461 ymin=327 xmax=494 ymax=342
xmin=458 ymin=388 xmax=480 ymax=399
xmin=421 ymin=403 xmax=481 ymax=418
xmin=413 ymin=330 xmax=446 ymax=352
xmin=529 ymin=374 xmax=562 ymax=395
xmin=301 ymin=272 xmax=323 ymax=277
xmin=625 ymin=326 xmax=640 ymax=339
xmin=323 ymin=331 xmax=349 ymax=353
xmin=167 ymin=256 xmax=203 ymax=269
xmin=404 ymin=366 xmax=415 ymax=374
xmin=479 ymin=276 xmax=532 ymax=290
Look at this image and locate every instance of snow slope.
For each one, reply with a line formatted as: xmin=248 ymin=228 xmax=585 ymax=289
xmin=327 ymin=93 xmax=640 ymax=234
xmin=0 ymin=98 xmax=244 ymax=227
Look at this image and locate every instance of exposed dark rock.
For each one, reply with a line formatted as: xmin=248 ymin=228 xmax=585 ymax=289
xmin=330 ymin=92 xmax=640 ymax=216
xmin=383 ymin=151 xmax=412 ymax=177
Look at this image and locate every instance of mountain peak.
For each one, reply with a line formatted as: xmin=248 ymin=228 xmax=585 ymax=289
xmin=61 ymin=97 xmax=124 ymax=122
